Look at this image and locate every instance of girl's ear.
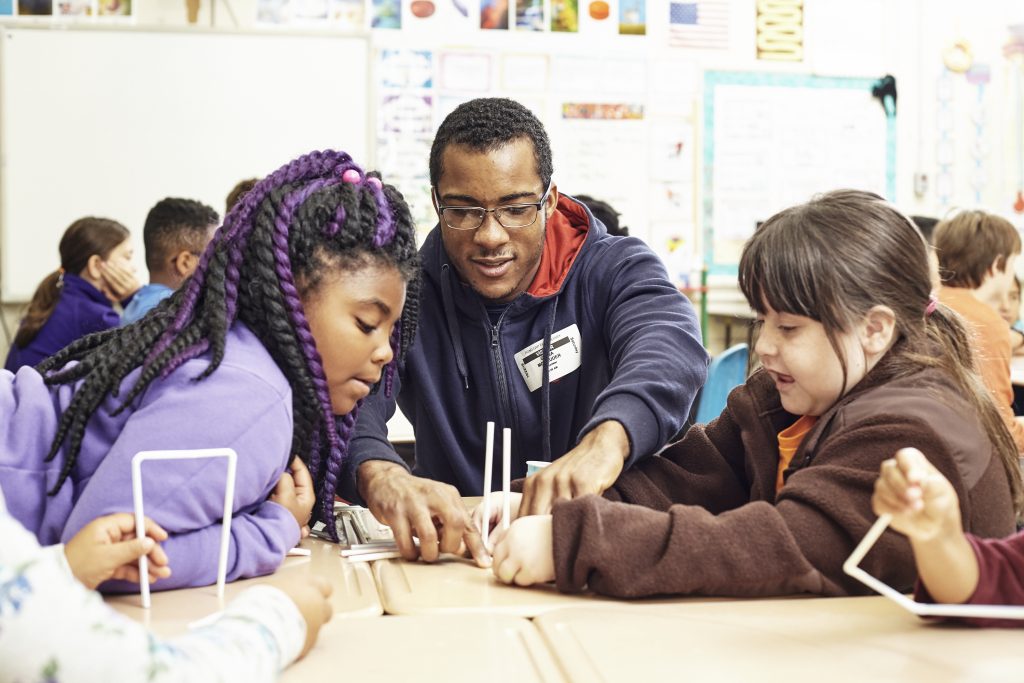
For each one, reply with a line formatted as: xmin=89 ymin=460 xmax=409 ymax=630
xmin=84 ymin=254 xmax=104 ymax=281
xmin=860 ymin=305 xmax=897 ymax=355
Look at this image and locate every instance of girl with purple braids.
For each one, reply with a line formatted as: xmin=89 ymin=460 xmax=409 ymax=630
xmin=0 ymin=149 xmax=420 ymax=591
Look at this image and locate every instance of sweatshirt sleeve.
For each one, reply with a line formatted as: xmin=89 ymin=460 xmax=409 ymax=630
xmin=914 ymin=531 xmax=1024 ymax=628
xmin=343 ymin=373 xmax=411 ymax=504
xmin=577 ymin=239 xmax=708 ymax=466
xmin=551 ymin=414 xmax=949 ymax=599
xmin=60 ymin=363 xmax=299 ymax=591
xmin=0 ymin=487 xmax=305 ymax=683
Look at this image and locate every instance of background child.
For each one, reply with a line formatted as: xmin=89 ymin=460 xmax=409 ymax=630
xmin=121 ymin=197 xmax=220 ymax=324
xmin=226 ymin=177 xmax=259 ymax=214
xmin=0 ymin=483 xmax=334 ymax=681
xmin=0 ymin=149 xmax=421 ymax=592
xmin=873 ymin=447 xmax=1024 ymax=628
xmin=4 ymin=217 xmax=140 ymax=372
xmin=481 ymin=189 xmax=1021 ymax=598
xmin=933 ymin=210 xmax=1024 ymax=452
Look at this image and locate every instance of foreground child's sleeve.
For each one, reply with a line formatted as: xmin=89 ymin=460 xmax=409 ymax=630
xmin=0 ymin=491 xmax=305 ymax=683
xmin=914 ymin=531 xmax=1024 ymax=628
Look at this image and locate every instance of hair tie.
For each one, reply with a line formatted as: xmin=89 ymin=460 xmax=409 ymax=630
xmin=56 ymin=266 xmax=65 ymax=288
xmin=925 ymin=294 xmax=938 ymax=316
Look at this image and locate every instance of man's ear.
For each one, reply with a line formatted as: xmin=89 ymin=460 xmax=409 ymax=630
xmin=545 ymin=183 xmax=559 ymax=218
xmin=860 ymin=305 xmax=897 ymax=355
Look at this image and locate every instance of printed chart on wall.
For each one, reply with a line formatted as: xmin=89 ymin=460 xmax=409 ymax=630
xmin=702 ymin=71 xmax=895 ymax=274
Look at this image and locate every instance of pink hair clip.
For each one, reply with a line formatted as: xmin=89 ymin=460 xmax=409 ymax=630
xmin=366 ymin=176 xmax=383 ymax=190
xmin=341 ymin=169 xmax=361 ymax=184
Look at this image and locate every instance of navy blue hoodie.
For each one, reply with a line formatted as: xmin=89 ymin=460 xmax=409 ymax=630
xmin=341 ymin=196 xmax=708 ymax=499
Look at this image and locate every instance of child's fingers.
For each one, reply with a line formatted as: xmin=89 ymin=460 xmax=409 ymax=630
xmin=893 ymin=447 xmax=931 ymax=484
xmin=142 ymin=517 xmax=169 ymax=542
xmin=289 ymin=456 xmax=314 ymax=490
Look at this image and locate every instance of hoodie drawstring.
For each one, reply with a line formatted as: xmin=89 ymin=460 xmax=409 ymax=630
xmin=440 ymin=264 xmax=470 ymax=390
xmin=541 ymin=294 xmax=559 ymax=463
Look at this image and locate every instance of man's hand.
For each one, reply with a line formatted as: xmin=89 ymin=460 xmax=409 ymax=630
xmin=520 ymin=420 xmax=630 ymax=516
xmin=64 ymin=513 xmax=171 ymax=589
xmin=270 ymin=457 xmax=316 ymax=538
xmin=357 ymin=460 xmax=490 ymax=567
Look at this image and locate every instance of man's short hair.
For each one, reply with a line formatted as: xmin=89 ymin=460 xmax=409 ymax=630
xmin=934 ymin=210 xmax=1021 ymax=288
xmin=429 ymin=98 xmax=553 ymax=189
xmin=226 ymin=178 xmax=259 ymax=214
xmin=143 ymin=197 xmax=219 ymax=273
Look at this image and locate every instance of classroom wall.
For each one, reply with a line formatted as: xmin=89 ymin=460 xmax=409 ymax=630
xmin=2 ymin=0 xmax=1024 ymax=361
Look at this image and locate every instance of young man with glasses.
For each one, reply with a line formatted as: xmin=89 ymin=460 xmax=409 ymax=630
xmin=344 ymin=97 xmax=708 ymax=563
xmin=121 ymin=197 xmax=219 ymax=324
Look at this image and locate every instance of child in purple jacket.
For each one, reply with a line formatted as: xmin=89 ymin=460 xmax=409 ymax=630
xmin=0 ymin=150 xmax=421 ymax=592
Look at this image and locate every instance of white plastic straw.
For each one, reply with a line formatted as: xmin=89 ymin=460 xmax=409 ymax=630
xmin=481 ymin=421 xmax=495 ymax=551
xmin=132 ymin=448 xmax=237 ymax=609
xmin=844 ymin=513 xmax=1024 ymax=619
xmin=502 ymin=428 xmax=511 ymax=531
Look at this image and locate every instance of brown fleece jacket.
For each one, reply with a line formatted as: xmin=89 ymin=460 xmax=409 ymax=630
xmin=551 ymin=355 xmax=1016 ymax=599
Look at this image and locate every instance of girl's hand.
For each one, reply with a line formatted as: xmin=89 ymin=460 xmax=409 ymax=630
xmin=471 ymin=491 xmax=523 ymax=547
xmin=270 ymin=457 xmax=316 ymax=537
xmin=263 ymin=575 xmax=334 ymax=660
xmin=491 ymin=515 xmax=555 ymax=587
xmin=872 ymin=447 xmax=962 ymax=542
xmin=99 ymin=260 xmax=141 ymax=303
xmin=64 ymin=513 xmax=172 ymax=589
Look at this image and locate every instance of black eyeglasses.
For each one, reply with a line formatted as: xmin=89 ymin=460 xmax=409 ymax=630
xmin=434 ymin=181 xmax=553 ymax=231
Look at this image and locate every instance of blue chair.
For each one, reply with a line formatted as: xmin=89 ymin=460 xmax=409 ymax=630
xmin=694 ymin=343 xmax=749 ymax=424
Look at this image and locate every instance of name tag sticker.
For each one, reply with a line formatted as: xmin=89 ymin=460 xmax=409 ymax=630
xmin=513 ymin=324 xmax=582 ymax=392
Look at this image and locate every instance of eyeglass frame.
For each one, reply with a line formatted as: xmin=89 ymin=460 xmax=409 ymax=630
xmin=432 ymin=180 xmax=554 ymax=231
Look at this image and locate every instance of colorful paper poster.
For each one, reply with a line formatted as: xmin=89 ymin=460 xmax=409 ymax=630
xmin=550 ymin=0 xmax=577 ymax=32
xmin=479 ymin=0 xmax=507 ymax=29
xmin=0 ymin=0 xmax=11 ymax=14
xmin=650 ymin=121 xmax=693 ymax=182
xmin=618 ymin=0 xmax=644 ymax=34
xmin=516 ymin=0 xmax=543 ymax=31
xmin=578 ymin=0 xmax=616 ymax=37
xmin=379 ymin=49 xmax=433 ymax=89
xmin=17 ymin=0 xmax=53 ymax=14
xmin=329 ymin=0 xmax=364 ymax=27
xmin=562 ymin=102 xmax=643 ymax=120
xmin=97 ymin=0 xmax=129 ymax=14
xmin=372 ymin=0 xmax=401 ymax=28
xmin=402 ymin=0 xmax=474 ymax=31
xmin=257 ymin=0 xmax=328 ymax=25
xmin=56 ymin=0 xmax=92 ymax=15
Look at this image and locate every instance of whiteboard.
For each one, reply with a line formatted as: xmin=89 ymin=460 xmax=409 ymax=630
xmin=702 ymin=71 xmax=895 ymax=275
xmin=0 ymin=28 xmax=369 ymax=301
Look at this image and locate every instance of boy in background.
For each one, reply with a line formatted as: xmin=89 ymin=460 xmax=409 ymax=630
xmin=934 ymin=210 xmax=1024 ymax=452
xmin=122 ymin=197 xmax=219 ymax=324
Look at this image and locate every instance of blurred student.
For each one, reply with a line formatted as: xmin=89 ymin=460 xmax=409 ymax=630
xmin=4 ymin=217 xmax=139 ymax=373
xmin=574 ymin=194 xmax=629 ymax=237
xmin=0 ymin=482 xmax=333 ymax=682
xmin=933 ymin=210 xmax=1024 ymax=452
xmin=873 ymin=447 xmax=1024 ymax=628
xmin=910 ymin=215 xmax=940 ymax=292
xmin=226 ymin=177 xmax=259 ymax=214
xmin=479 ymin=190 xmax=1019 ymax=598
xmin=0 ymin=150 xmax=426 ymax=592
xmin=121 ymin=197 xmax=220 ymax=325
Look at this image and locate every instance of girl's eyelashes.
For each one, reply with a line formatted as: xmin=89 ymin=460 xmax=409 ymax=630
xmin=356 ymin=318 xmax=377 ymax=334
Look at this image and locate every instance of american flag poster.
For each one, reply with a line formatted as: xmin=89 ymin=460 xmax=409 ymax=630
xmin=668 ymin=1 xmax=730 ymax=50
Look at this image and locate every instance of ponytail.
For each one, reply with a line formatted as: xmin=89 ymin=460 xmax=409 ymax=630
xmin=14 ymin=270 xmax=63 ymax=348
xmin=910 ymin=304 xmax=1024 ymax=516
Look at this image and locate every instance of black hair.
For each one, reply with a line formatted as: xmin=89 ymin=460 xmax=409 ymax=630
xmin=143 ymin=197 xmax=220 ymax=273
xmin=575 ymin=194 xmax=629 ymax=236
xmin=429 ymin=97 xmax=553 ymax=188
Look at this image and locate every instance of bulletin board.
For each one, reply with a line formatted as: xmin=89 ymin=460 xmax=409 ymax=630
xmin=0 ymin=27 xmax=370 ymax=301
xmin=702 ymin=71 xmax=896 ymax=275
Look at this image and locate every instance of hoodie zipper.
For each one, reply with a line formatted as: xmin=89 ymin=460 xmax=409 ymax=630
xmin=489 ymin=314 xmax=514 ymax=425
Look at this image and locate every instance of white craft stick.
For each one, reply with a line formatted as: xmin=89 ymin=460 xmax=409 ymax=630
xmin=481 ymin=421 xmax=495 ymax=551
xmin=132 ymin=448 xmax=237 ymax=609
xmin=844 ymin=513 xmax=1024 ymax=619
xmin=502 ymin=428 xmax=511 ymax=531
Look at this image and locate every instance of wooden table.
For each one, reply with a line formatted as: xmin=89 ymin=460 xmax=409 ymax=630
xmin=533 ymin=596 xmax=1024 ymax=682
xmin=106 ymin=536 xmax=381 ymax=635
